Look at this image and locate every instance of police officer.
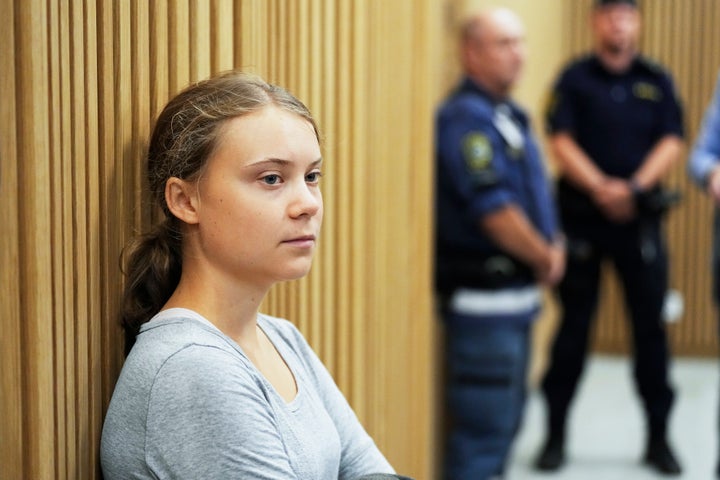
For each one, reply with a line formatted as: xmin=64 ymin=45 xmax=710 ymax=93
xmin=435 ymin=8 xmax=565 ymax=480
xmin=535 ymin=0 xmax=684 ymax=475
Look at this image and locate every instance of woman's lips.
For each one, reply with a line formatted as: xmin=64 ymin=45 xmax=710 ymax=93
xmin=282 ymin=235 xmax=316 ymax=248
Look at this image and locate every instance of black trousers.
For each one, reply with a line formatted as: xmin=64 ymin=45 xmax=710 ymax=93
xmin=541 ymin=217 xmax=675 ymax=440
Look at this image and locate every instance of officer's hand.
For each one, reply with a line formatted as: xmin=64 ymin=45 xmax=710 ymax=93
xmin=707 ymin=166 xmax=720 ymax=204
xmin=537 ymin=241 xmax=566 ymax=287
xmin=592 ymin=178 xmax=636 ymax=223
xmin=545 ymin=243 xmax=566 ymax=286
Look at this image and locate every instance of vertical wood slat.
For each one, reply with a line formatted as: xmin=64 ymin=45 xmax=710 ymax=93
xmin=373 ymin=0 xmax=407 ymax=461
xmin=367 ymin=0 xmax=388 ymax=446
xmin=679 ymin=0 xmax=704 ymax=355
xmin=211 ymin=0 xmax=234 ymax=72
xmin=15 ymin=0 xmax=55 ymax=477
xmin=70 ymin=1 xmax=91 ymax=476
xmin=150 ymin=0 xmax=170 ymax=119
xmin=189 ymin=0 xmax=211 ymax=81
xmin=408 ymin=1 xmax=441 ymax=473
xmin=0 ymin=0 xmax=22 ymax=477
xmin=168 ymin=0 xmax=190 ymax=95
xmin=47 ymin=1 xmax=67 ymax=477
xmin=59 ymin=0 xmax=76 ymax=472
xmin=83 ymin=0 xmax=103 ymax=474
xmin=98 ymin=0 xmax=124 ymax=426
xmin=131 ymin=0 xmax=151 ymax=231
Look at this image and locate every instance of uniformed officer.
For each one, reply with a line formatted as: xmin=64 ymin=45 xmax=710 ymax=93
xmin=435 ymin=8 xmax=565 ymax=480
xmin=535 ymin=0 xmax=684 ymax=475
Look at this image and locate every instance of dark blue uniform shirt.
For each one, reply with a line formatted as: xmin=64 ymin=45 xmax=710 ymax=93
xmin=435 ymin=77 xmax=559 ymax=293
xmin=547 ymin=54 xmax=683 ymax=178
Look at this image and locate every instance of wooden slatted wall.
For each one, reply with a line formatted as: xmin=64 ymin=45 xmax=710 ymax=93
xmin=563 ymin=0 xmax=720 ymax=356
xmin=0 ymin=1 xmax=440 ymax=478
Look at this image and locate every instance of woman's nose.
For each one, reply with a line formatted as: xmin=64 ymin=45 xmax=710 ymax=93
xmin=288 ymin=182 xmax=322 ymax=218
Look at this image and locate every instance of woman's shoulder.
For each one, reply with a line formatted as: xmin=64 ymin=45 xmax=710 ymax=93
xmin=121 ymin=313 xmax=248 ymax=388
xmin=116 ymin=319 xmax=262 ymax=415
xmin=134 ymin=312 xmax=235 ymax=356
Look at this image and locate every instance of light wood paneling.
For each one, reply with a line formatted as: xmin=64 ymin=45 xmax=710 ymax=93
xmin=1 ymin=1 xmax=440 ymax=478
xmin=1 ymin=0 xmax=22 ymax=477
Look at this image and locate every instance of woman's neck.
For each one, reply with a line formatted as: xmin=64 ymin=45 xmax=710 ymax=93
xmin=163 ymin=270 xmax=269 ymax=347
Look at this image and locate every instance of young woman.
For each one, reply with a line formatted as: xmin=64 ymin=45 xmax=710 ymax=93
xmin=101 ymin=71 xmax=397 ymax=479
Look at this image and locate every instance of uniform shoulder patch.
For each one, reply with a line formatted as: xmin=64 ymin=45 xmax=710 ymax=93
xmin=633 ymin=81 xmax=663 ymax=102
xmin=462 ymin=132 xmax=493 ymax=171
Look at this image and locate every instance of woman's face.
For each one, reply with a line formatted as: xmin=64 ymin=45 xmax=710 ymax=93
xmin=190 ymin=105 xmax=323 ymax=287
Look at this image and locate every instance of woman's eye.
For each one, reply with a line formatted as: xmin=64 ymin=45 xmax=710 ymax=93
xmin=262 ymin=174 xmax=281 ymax=185
xmin=306 ymin=171 xmax=322 ymax=183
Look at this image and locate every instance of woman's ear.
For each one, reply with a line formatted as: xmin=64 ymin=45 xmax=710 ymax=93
xmin=165 ymin=177 xmax=200 ymax=225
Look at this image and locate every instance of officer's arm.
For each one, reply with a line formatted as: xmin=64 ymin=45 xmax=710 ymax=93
xmin=480 ymin=205 xmax=561 ymax=285
xmin=631 ymin=134 xmax=684 ymax=191
xmin=550 ymin=132 xmax=607 ymax=197
xmin=689 ymin=73 xmax=720 ymax=194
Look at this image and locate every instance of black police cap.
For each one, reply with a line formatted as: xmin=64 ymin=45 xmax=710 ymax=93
xmin=595 ymin=0 xmax=638 ymax=7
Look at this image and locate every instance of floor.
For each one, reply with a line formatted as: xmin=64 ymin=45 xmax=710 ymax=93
xmin=507 ymin=355 xmax=718 ymax=480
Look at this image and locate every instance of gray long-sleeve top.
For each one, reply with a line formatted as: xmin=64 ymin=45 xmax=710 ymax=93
xmin=101 ymin=308 xmax=394 ymax=479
